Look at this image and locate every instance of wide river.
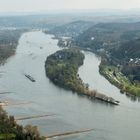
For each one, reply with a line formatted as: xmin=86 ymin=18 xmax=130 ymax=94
xmin=0 ymin=31 xmax=140 ymax=140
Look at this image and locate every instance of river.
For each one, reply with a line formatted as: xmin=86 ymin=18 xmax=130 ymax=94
xmin=0 ymin=31 xmax=140 ymax=140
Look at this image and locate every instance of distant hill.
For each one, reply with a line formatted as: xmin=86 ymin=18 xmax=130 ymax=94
xmin=48 ymin=20 xmax=94 ymax=37
xmin=0 ymin=13 xmax=140 ymax=30
xmin=0 ymin=15 xmax=58 ymax=29
xmin=0 ymin=15 xmax=93 ymax=30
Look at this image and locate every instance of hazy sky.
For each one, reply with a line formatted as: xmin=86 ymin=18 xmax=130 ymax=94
xmin=0 ymin=0 xmax=140 ymax=12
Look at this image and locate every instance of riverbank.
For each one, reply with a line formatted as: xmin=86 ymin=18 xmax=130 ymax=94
xmin=0 ymin=29 xmax=27 ymax=64
xmin=99 ymin=63 xmax=140 ymax=98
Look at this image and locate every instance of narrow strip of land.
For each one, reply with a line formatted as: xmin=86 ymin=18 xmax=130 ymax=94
xmin=46 ymin=128 xmax=94 ymax=139
xmin=16 ymin=114 xmax=56 ymax=121
xmin=0 ymin=92 xmax=12 ymax=94
xmin=6 ymin=101 xmax=33 ymax=107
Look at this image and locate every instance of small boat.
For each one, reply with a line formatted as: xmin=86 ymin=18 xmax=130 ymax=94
xmin=24 ymin=74 xmax=36 ymax=82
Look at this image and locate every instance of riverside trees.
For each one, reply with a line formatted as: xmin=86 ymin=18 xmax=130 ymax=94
xmin=0 ymin=106 xmax=44 ymax=140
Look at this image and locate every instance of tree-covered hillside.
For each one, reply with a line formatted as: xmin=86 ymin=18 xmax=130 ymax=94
xmin=109 ymin=38 xmax=140 ymax=83
xmin=75 ymin=22 xmax=140 ymax=51
xmin=110 ymin=38 xmax=140 ymax=61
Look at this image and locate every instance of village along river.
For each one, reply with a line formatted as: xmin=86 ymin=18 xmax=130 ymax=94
xmin=0 ymin=31 xmax=140 ymax=140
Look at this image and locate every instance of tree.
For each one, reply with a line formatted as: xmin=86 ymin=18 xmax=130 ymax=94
xmin=25 ymin=125 xmax=41 ymax=140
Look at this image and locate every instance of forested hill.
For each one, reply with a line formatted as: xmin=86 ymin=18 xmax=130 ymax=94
xmin=75 ymin=22 xmax=140 ymax=51
xmin=86 ymin=23 xmax=140 ymax=65
xmin=110 ymin=38 xmax=140 ymax=61
xmin=73 ymin=21 xmax=140 ymax=68
xmin=109 ymin=38 xmax=140 ymax=83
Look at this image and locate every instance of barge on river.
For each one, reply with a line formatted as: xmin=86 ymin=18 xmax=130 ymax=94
xmin=24 ymin=74 xmax=36 ymax=82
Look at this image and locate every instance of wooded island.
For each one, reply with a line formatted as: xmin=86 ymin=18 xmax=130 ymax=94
xmin=45 ymin=48 xmax=119 ymax=105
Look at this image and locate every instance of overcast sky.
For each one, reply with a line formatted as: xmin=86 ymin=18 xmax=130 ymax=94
xmin=0 ymin=0 xmax=140 ymax=12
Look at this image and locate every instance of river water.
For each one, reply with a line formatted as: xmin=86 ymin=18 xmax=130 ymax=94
xmin=0 ymin=31 xmax=140 ymax=140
